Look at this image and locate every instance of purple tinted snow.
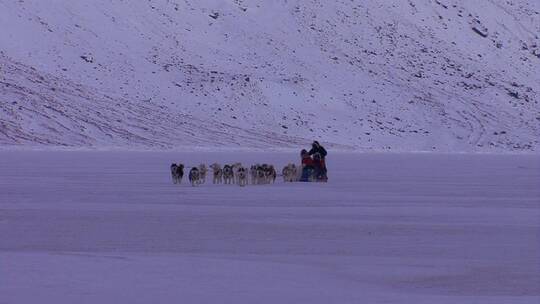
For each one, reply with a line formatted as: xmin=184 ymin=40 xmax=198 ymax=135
xmin=0 ymin=151 xmax=539 ymax=303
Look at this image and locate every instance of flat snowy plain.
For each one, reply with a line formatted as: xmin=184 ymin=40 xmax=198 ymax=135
xmin=1 ymin=151 xmax=539 ymax=303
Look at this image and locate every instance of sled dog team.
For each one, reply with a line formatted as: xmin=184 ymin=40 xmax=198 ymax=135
xmin=170 ymin=141 xmax=328 ymax=186
xmin=171 ymin=161 xmax=322 ymax=187
xmin=170 ymin=163 xmax=279 ymax=187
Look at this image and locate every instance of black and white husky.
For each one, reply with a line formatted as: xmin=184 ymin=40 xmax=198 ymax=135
xmin=237 ymin=166 xmax=248 ymax=187
xmin=189 ymin=167 xmax=200 ymax=186
xmin=255 ymin=165 xmax=266 ymax=184
xmin=266 ymin=165 xmax=277 ymax=184
xmin=170 ymin=163 xmax=184 ymax=184
xmin=223 ymin=165 xmax=234 ymax=184
xmin=254 ymin=164 xmax=276 ymax=184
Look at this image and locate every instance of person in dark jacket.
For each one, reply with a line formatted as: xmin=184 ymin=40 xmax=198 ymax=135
xmin=308 ymin=141 xmax=327 ymax=159
xmin=308 ymin=141 xmax=327 ymax=182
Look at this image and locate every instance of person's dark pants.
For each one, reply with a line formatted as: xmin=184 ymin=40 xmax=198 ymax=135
xmin=317 ymin=160 xmax=328 ymax=182
xmin=300 ymin=166 xmax=314 ymax=182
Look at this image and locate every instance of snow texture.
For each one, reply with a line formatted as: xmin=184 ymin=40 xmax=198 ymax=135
xmin=0 ymin=0 xmax=539 ymax=152
xmin=1 ymin=151 xmax=539 ymax=303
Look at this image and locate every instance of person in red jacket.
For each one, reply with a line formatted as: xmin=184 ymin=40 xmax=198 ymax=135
xmin=300 ymin=149 xmax=315 ymax=181
xmin=301 ymin=149 xmax=314 ymax=165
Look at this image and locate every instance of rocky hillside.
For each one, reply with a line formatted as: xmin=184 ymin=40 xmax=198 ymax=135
xmin=1 ymin=0 xmax=539 ymax=151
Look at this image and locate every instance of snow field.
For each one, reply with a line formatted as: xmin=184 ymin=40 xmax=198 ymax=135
xmin=0 ymin=151 xmax=539 ymax=303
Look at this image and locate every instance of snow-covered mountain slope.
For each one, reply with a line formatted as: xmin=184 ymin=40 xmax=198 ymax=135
xmin=1 ymin=0 xmax=539 ymax=151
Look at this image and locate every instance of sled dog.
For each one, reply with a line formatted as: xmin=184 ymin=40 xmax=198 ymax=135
xmin=210 ymin=163 xmax=222 ymax=184
xmin=189 ymin=167 xmax=200 ymax=186
xmin=282 ymin=163 xmax=297 ymax=182
xmin=198 ymin=164 xmax=207 ymax=184
xmin=237 ymin=166 xmax=248 ymax=187
xmin=170 ymin=163 xmax=184 ymax=184
xmin=223 ymin=165 xmax=234 ymax=184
